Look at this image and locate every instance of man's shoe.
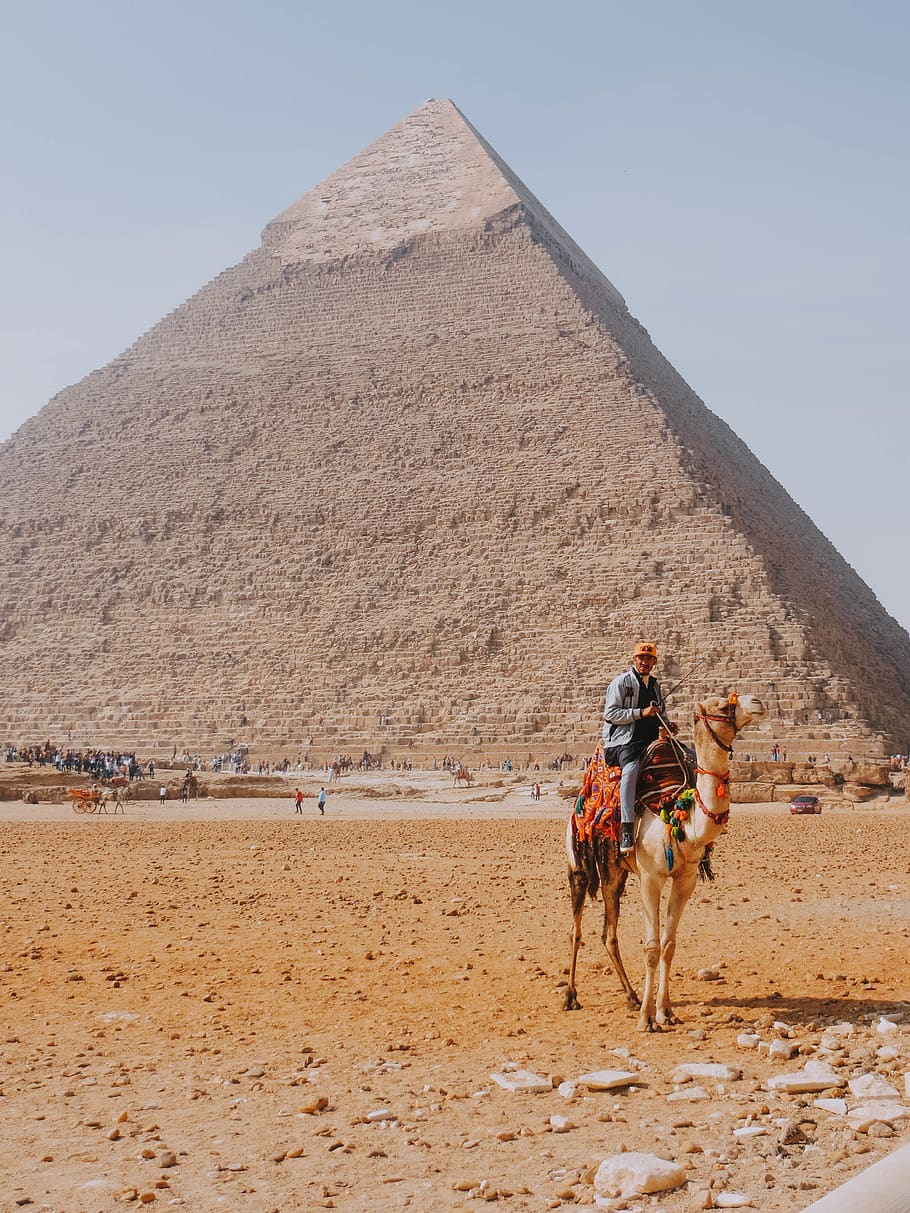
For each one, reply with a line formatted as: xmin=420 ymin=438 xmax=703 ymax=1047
xmin=619 ymin=823 xmax=635 ymax=853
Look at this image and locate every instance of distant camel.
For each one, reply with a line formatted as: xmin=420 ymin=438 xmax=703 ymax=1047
xmin=453 ymin=765 xmax=474 ymax=787
xmin=564 ymin=692 xmax=764 ymax=1030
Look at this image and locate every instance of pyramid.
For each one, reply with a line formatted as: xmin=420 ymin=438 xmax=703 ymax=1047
xmin=2 ymin=98 xmax=909 ymax=760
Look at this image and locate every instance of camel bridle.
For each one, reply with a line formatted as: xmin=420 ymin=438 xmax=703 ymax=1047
xmin=694 ymin=699 xmax=738 ymax=754
xmin=692 ymin=695 xmax=739 ymax=826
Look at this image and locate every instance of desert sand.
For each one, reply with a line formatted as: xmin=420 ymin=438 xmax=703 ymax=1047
xmin=1 ymin=770 xmax=908 ymax=1212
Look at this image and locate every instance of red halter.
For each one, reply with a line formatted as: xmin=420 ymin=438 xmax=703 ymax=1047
xmin=692 ymin=694 xmax=738 ymax=824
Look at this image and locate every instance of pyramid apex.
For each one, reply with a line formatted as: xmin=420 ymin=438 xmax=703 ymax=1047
xmin=262 ymin=98 xmax=521 ymax=263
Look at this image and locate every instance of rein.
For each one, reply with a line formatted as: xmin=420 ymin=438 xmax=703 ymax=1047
xmin=694 ymin=712 xmax=735 ymax=753
xmin=691 ymin=696 xmax=739 ymax=826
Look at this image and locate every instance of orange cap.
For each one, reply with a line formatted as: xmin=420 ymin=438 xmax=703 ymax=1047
xmin=634 ymin=642 xmax=657 ymax=658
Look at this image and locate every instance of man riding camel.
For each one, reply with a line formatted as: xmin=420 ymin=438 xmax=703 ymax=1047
xmin=602 ymin=641 xmax=666 ymax=854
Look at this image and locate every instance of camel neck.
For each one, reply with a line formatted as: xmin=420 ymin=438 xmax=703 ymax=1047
xmin=691 ymin=759 xmax=731 ymax=844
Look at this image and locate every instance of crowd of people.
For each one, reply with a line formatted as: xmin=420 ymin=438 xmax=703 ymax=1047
xmin=4 ymin=742 xmax=150 ymax=781
xmin=6 ymin=730 xmax=906 ymax=790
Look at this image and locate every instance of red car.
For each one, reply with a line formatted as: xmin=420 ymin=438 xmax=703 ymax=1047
xmin=790 ymin=794 xmax=821 ymax=815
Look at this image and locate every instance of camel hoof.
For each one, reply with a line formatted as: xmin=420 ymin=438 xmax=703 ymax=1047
xmin=626 ymin=991 xmax=641 ymax=1011
xmin=644 ymin=1020 xmax=663 ymax=1033
xmin=563 ymin=992 xmax=582 ymax=1011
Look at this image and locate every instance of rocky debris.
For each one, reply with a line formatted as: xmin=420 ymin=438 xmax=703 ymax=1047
xmin=814 ymin=1097 xmax=848 ymax=1116
xmin=847 ymin=1102 xmax=910 ymax=1132
xmin=489 ymin=1069 xmax=552 ymax=1094
xmin=766 ymin=1061 xmax=845 ymax=1093
xmin=671 ymin=1063 xmax=742 ymax=1083
xmin=593 ymin=1151 xmax=687 ymax=1199
xmin=576 ymin=1069 xmax=641 ymax=1091
xmin=849 ymin=1073 xmax=901 ymax=1100
xmin=667 ymin=1084 xmax=710 ymax=1102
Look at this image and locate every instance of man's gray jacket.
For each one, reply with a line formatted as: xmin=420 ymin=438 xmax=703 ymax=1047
xmin=602 ymin=668 xmax=665 ymax=748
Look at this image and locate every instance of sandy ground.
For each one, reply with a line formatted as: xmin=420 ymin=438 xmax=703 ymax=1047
xmin=1 ymin=771 xmax=909 ymax=1212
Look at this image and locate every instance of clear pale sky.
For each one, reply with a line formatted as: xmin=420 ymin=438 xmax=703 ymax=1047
xmin=2 ymin=1 xmax=908 ymax=628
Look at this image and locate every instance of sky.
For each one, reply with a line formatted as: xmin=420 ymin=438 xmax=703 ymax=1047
xmin=2 ymin=0 xmax=908 ymax=628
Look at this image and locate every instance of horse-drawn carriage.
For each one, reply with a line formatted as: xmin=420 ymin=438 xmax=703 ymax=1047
xmin=67 ymin=784 xmax=125 ymax=814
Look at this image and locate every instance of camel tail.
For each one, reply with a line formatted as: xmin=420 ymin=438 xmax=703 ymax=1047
xmin=698 ymin=849 xmax=715 ymax=882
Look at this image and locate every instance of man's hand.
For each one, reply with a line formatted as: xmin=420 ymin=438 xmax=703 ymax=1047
xmin=642 ymin=704 xmax=659 ymax=718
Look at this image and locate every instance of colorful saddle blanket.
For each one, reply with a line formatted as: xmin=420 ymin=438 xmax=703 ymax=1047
xmin=573 ymin=738 xmax=693 ymax=843
xmin=573 ymin=749 xmax=621 ymax=843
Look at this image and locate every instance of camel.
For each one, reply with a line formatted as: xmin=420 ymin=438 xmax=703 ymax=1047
xmin=453 ymin=765 xmax=474 ymax=787
xmin=564 ymin=692 xmax=764 ymax=1030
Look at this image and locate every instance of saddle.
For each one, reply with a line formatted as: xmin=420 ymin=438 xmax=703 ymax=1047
xmin=573 ymin=738 xmax=693 ymax=844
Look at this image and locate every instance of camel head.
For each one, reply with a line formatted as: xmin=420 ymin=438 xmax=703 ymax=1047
xmin=694 ymin=692 xmax=765 ymax=756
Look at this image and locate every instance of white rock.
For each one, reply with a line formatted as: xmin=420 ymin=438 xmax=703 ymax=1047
xmin=714 ymin=1194 xmax=754 ymax=1208
xmin=813 ymin=1098 xmax=848 ymax=1115
xmin=549 ymin=1113 xmax=575 ymax=1131
xmin=773 ymin=1020 xmax=794 ymax=1035
xmin=666 ymin=1084 xmax=709 ymax=1102
xmin=768 ymin=1039 xmax=799 ymax=1060
xmin=593 ymin=1152 xmax=686 ymax=1199
xmin=489 ymin=1069 xmax=551 ymax=1094
xmin=698 ymin=967 xmax=721 ymax=980
xmin=877 ymin=1045 xmax=899 ymax=1060
xmin=804 ymin=1059 xmax=843 ymax=1077
xmin=827 ymin=1021 xmax=854 ymax=1036
xmin=848 ymin=1073 xmax=900 ymax=1100
xmin=558 ymin=1080 xmax=577 ymax=1099
xmin=671 ymin=1063 xmax=741 ymax=1083
xmin=365 ymin=1107 xmax=393 ymax=1122
xmin=905 ymin=1072 xmax=910 ymax=1099
xmin=766 ymin=1063 xmax=845 ymax=1094
xmin=847 ymin=1101 xmax=910 ymax=1132
xmin=732 ymin=1125 xmax=767 ymax=1139
xmin=577 ymin=1069 xmax=640 ymax=1091
xmin=736 ymin=1033 xmax=761 ymax=1050
xmin=877 ymin=1017 xmax=900 ymax=1034
xmin=820 ymin=1033 xmax=845 ymax=1050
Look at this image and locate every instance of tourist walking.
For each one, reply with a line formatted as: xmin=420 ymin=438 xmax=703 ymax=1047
xmin=317 ymin=787 xmax=327 ymax=815
xmin=159 ymin=784 xmax=167 ymax=804
xmin=294 ymin=787 xmax=303 ymax=814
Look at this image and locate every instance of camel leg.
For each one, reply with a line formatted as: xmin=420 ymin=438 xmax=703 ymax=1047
xmin=564 ymin=868 xmax=589 ymax=1010
xmin=638 ymin=870 xmax=665 ymax=1031
xmin=600 ymin=867 xmax=639 ymax=1009
xmin=654 ymin=866 xmax=698 ymax=1026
